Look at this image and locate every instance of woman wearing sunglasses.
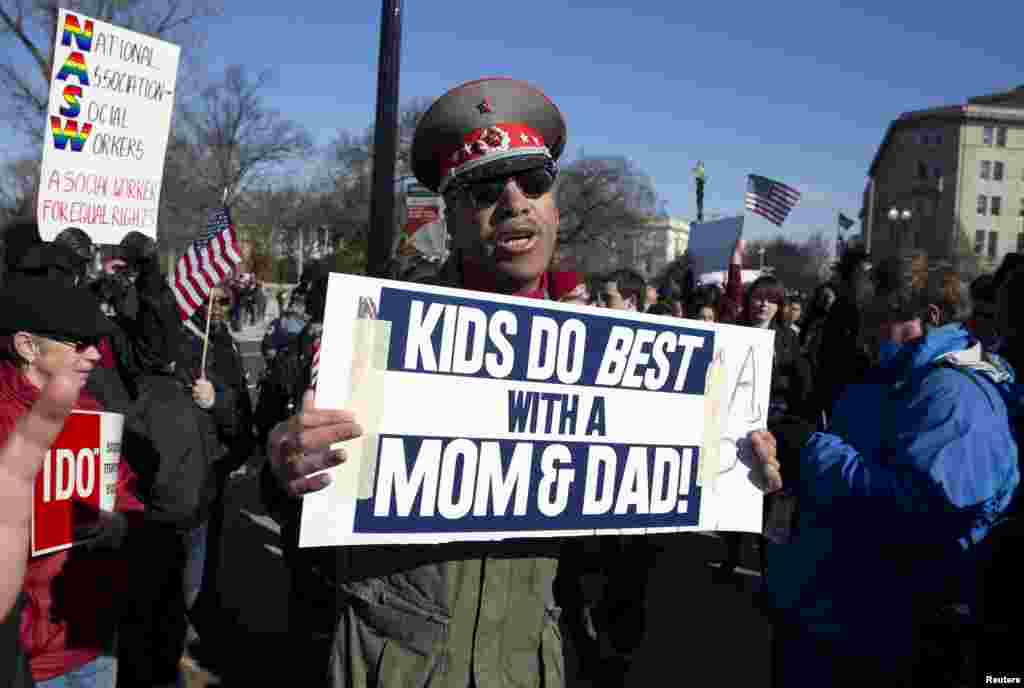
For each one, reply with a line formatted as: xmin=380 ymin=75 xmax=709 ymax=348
xmin=0 ymin=277 xmax=143 ymax=688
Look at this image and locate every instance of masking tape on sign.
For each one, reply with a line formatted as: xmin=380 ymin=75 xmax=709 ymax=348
xmin=698 ymin=347 xmax=726 ymax=489
xmin=323 ymin=317 xmax=391 ymax=506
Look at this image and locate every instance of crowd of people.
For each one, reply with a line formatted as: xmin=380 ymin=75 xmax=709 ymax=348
xmin=1 ymin=75 xmax=1022 ymax=688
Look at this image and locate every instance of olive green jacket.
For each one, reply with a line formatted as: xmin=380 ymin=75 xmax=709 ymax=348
xmin=328 ymin=541 xmax=564 ymax=688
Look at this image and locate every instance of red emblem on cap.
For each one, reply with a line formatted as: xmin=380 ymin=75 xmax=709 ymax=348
xmin=439 ymin=122 xmax=550 ymax=191
xmin=476 ymin=98 xmax=493 ymax=114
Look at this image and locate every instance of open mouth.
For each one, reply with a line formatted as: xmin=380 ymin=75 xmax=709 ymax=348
xmin=494 ymin=229 xmax=538 ymax=255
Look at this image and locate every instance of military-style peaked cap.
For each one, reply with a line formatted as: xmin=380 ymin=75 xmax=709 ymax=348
xmin=412 ymin=77 xmax=567 ymax=193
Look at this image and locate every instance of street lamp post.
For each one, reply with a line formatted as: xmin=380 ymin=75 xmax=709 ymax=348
xmin=887 ymin=207 xmax=913 ymax=253
xmin=758 ymin=246 xmax=766 ymax=270
xmin=693 ymin=161 xmax=705 ymax=223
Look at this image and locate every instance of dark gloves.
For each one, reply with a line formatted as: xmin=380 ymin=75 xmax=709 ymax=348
xmin=767 ymin=415 xmax=816 ymax=485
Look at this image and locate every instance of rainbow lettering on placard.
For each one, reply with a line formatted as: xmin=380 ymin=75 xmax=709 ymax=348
xmin=49 ymin=13 xmax=93 ymax=153
xmin=60 ymin=14 xmax=94 ymax=52
xmin=50 ymin=117 xmax=93 ymax=152
xmin=60 ymin=85 xmax=83 ymax=118
xmin=56 ymin=52 xmax=90 ymax=86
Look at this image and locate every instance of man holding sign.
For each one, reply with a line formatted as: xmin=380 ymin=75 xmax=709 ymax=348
xmin=0 ymin=277 xmax=143 ymax=687
xmin=266 ymin=78 xmax=781 ymax=688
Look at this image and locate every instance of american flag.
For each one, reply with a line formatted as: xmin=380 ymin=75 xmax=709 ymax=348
xmin=744 ymin=174 xmax=801 ymax=227
xmin=170 ymin=207 xmax=243 ymax=320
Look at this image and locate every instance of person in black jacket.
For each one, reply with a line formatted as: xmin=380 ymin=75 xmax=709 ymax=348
xmin=255 ymin=275 xmax=335 ymax=687
xmin=739 ymin=275 xmax=813 ymax=420
xmin=809 ymin=249 xmax=874 ymax=424
xmin=177 ymin=286 xmax=254 ymax=674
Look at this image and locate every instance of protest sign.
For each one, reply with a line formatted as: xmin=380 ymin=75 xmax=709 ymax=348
xmin=31 ymin=410 xmax=123 ymax=557
xmin=397 ymin=183 xmax=447 ymax=261
xmin=686 ymin=216 xmax=744 ymax=278
xmin=300 ymin=275 xmax=774 ymax=547
xmin=36 ymin=9 xmax=181 ymax=243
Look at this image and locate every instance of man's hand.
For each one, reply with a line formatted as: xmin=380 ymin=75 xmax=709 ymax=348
xmin=191 ymin=378 xmax=215 ymax=410
xmin=267 ymin=389 xmax=362 ymax=497
xmin=740 ymin=430 xmax=783 ymax=493
xmin=0 ymin=373 xmax=79 ymax=617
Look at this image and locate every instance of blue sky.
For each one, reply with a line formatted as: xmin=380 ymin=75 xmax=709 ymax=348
xmin=6 ymin=0 xmax=1024 ymax=244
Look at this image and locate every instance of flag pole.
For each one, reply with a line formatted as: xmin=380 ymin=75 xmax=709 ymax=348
xmin=366 ymin=0 xmax=404 ymax=278
xmin=200 ymin=290 xmax=215 ymax=376
xmin=201 ymin=188 xmax=229 ymax=376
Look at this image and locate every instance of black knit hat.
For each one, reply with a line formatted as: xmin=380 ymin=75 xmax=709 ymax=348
xmin=0 ymin=277 xmax=114 ymax=341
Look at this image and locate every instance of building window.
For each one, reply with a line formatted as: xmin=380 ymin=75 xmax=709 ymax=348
xmin=984 ymin=126 xmax=995 ymax=146
xmin=997 ymin=127 xmax=1008 ymax=147
xmin=930 ymin=164 xmax=943 ymax=180
xmin=978 ymin=195 xmax=988 ymax=215
xmin=992 ymin=196 xmax=1002 ymax=216
xmin=980 ymin=160 xmax=991 ymax=179
xmin=994 ymin=161 xmax=1005 ymax=181
xmin=975 ymin=230 xmax=986 ymax=254
xmin=988 ymin=231 xmax=999 ymax=260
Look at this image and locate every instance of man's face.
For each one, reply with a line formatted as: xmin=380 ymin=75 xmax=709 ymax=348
xmin=861 ymin=306 xmax=924 ymax=363
xmin=447 ymin=166 xmax=559 ymax=291
xmin=209 ymin=288 xmax=231 ymax=323
xmin=560 ymin=284 xmax=590 ymax=306
xmin=601 ymin=281 xmax=635 ymax=311
xmin=645 ymin=286 xmax=658 ymax=308
xmin=697 ymin=306 xmax=716 ymax=322
xmin=820 ymin=288 xmax=836 ymax=311
xmin=788 ymin=303 xmax=803 ymax=323
xmin=749 ymin=293 xmax=779 ymax=325
xmin=877 ymin=318 xmax=924 ymax=347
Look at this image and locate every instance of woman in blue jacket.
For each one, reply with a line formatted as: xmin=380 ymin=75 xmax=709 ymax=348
xmin=760 ymin=270 xmax=1020 ymax=687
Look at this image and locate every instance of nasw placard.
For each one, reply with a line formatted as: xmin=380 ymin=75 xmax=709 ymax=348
xmin=300 ymin=275 xmax=774 ymax=547
xmin=36 ymin=10 xmax=180 ymax=243
xmin=32 ymin=410 xmax=123 ymax=557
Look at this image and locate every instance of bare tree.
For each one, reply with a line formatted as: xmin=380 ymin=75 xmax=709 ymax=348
xmin=0 ymin=157 xmax=39 ymax=222
xmin=319 ymin=98 xmax=432 ymax=257
xmin=744 ymin=231 xmax=832 ymax=293
xmin=174 ymin=65 xmax=312 ymax=208
xmin=556 ymin=155 xmax=662 ymax=247
xmin=0 ymin=0 xmax=221 ymax=139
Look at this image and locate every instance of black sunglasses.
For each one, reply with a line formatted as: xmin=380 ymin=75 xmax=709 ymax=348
xmin=52 ymin=335 xmax=103 ymax=353
xmin=455 ymin=161 xmax=557 ymax=209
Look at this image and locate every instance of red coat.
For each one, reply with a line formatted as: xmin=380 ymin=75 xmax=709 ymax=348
xmin=0 ymin=361 xmax=143 ymax=682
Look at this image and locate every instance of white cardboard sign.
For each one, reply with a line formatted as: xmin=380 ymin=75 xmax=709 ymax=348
xmin=36 ymin=9 xmax=180 ymax=243
xmin=300 ymin=274 xmax=774 ymax=547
